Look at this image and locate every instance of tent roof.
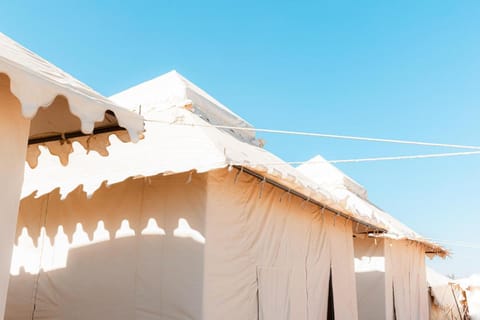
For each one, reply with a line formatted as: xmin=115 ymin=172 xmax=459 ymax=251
xmin=0 ymin=32 xmax=144 ymax=163
xmin=110 ymin=70 xmax=255 ymax=144
xmin=427 ymin=267 xmax=454 ymax=287
xmin=23 ymin=71 xmax=391 ymax=231
xmin=297 ymin=156 xmax=447 ymax=256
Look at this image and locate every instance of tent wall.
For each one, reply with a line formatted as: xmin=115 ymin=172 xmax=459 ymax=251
xmin=354 ymin=237 xmax=429 ymax=320
xmin=7 ymin=172 xmax=206 ymax=320
xmin=204 ymin=169 xmax=358 ymax=320
xmin=354 ymin=237 xmax=391 ymax=320
xmin=0 ymin=75 xmax=30 ymax=320
xmin=9 ymin=169 xmax=360 ymax=319
xmin=385 ymin=239 xmax=429 ymax=320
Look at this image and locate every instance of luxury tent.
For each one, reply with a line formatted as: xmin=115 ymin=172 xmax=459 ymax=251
xmin=0 ymin=33 xmax=144 ymax=319
xmin=427 ymin=267 xmax=468 ymax=320
xmin=297 ymin=156 xmax=447 ymax=320
xmin=8 ymin=71 xmax=390 ymax=320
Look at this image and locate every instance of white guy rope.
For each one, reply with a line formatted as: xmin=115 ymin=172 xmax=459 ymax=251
xmin=329 ymin=151 xmax=480 ymax=164
xmin=144 ymin=118 xmax=480 ymax=151
xmin=222 ymin=150 xmax=480 ymax=167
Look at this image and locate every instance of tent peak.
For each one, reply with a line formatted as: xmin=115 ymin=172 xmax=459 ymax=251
xmin=111 ymin=70 xmax=259 ymax=145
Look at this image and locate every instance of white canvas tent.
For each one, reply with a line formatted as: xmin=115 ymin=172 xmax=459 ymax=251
xmin=297 ymin=155 xmax=447 ymax=320
xmin=427 ymin=267 xmax=468 ymax=320
xmin=0 ymin=32 xmax=144 ymax=319
xmin=21 ymin=71 xmax=386 ymax=230
xmin=7 ymin=71 xmax=391 ymax=319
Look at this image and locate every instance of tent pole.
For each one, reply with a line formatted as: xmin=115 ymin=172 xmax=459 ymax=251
xmin=451 ymin=285 xmax=462 ymax=319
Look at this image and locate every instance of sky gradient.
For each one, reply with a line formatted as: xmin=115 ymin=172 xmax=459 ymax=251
xmin=2 ymin=0 xmax=480 ymax=277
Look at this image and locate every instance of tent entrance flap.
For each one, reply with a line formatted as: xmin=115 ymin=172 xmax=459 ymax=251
xmin=328 ymin=270 xmax=335 ymax=320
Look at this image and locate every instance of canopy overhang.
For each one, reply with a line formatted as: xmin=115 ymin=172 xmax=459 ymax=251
xmin=23 ymin=102 xmax=387 ymax=234
xmin=0 ymin=32 xmax=144 ymax=320
xmin=0 ymin=32 xmax=144 ymax=164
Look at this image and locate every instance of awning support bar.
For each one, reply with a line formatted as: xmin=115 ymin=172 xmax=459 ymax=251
xmin=28 ymin=126 xmax=126 ymax=145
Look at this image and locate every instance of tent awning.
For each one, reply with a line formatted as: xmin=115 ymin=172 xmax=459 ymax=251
xmin=0 ymin=32 xmax=144 ymax=165
xmin=22 ymin=71 xmax=388 ymax=232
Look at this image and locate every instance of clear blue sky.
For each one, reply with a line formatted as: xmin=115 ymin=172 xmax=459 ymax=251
xmin=2 ymin=0 xmax=479 ymax=277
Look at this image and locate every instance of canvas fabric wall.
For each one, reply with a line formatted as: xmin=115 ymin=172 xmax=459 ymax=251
xmin=8 ymin=169 xmax=359 ymax=319
xmin=354 ymin=237 xmax=390 ymax=320
xmin=0 ymin=76 xmax=30 ymax=320
xmin=386 ymin=239 xmax=429 ymax=320
xmin=7 ymin=172 xmax=206 ymax=320
xmin=354 ymin=237 xmax=429 ymax=320
xmin=204 ymin=169 xmax=358 ymax=320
